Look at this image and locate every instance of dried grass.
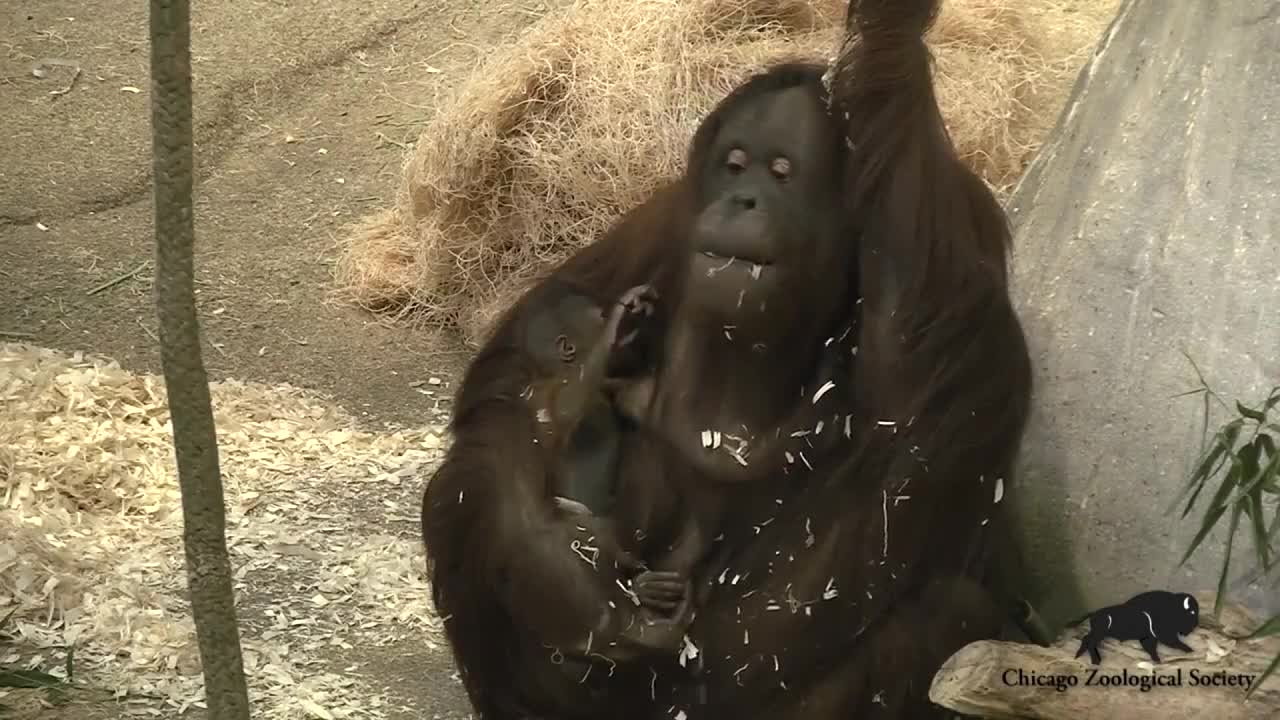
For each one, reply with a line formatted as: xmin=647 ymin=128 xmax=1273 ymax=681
xmin=334 ymin=0 xmax=1120 ymax=345
xmin=0 ymin=343 xmax=448 ymax=719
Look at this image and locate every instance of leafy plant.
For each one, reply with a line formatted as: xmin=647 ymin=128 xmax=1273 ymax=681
xmin=1174 ymin=354 xmax=1280 ymax=697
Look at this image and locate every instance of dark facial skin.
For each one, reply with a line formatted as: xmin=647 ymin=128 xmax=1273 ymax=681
xmin=687 ymin=85 xmax=848 ymax=338
xmin=637 ymin=85 xmax=853 ymax=490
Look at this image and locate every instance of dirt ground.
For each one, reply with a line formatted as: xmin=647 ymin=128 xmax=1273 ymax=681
xmin=1 ymin=0 xmax=571 ymax=717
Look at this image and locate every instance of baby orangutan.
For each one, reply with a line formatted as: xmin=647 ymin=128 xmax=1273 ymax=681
xmin=519 ymin=282 xmax=658 ymax=516
xmin=523 ymin=277 xmax=854 ymax=622
xmin=518 ymin=283 xmax=693 ymax=619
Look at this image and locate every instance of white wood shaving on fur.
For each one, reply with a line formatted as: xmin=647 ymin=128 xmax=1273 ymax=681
xmin=677 ymin=635 xmax=699 ymax=668
xmin=811 ymin=380 xmax=835 ymax=404
xmin=881 ymin=490 xmax=890 ymax=558
xmin=822 ymin=578 xmax=837 ymax=601
xmin=0 ymin=343 xmax=451 ymax=720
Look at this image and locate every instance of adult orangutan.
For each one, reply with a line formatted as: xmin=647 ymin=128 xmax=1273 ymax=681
xmin=419 ymin=0 xmax=1032 ymax=717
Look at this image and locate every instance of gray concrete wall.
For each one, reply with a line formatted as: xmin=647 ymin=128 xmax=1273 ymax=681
xmin=1006 ymin=0 xmax=1280 ymax=628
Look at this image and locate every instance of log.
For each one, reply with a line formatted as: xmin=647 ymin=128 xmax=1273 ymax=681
xmin=1004 ymin=0 xmax=1280 ymax=629
xmin=928 ymin=594 xmax=1280 ymax=719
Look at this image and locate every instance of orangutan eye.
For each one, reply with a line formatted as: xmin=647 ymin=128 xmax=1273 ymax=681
xmin=726 ymin=148 xmax=748 ymax=174
xmin=770 ymin=157 xmax=792 ymax=181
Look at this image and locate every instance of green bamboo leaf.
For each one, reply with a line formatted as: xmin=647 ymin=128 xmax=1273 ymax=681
xmin=1246 ymin=650 xmax=1279 ymax=700
xmin=1259 ymin=432 xmax=1277 ymax=459
xmin=1201 ymin=389 xmax=1212 ymax=454
xmin=1176 ymin=420 xmax=1243 ymax=516
xmin=1257 ymin=434 xmax=1280 ymax=498
xmin=1227 ymin=439 xmax=1272 ymax=570
xmin=1240 ymin=435 xmax=1261 ymax=481
xmin=1181 ymin=349 xmax=1211 ymax=388
xmin=1258 ymin=434 xmax=1278 ymax=490
xmin=1204 ymin=453 xmax=1243 ymax=513
xmin=1262 ymin=384 xmax=1280 ymax=402
xmin=1188 ymin=434 xmax=1232 ymax=485
xmin=1180 ymin=462 xmax=1241 ymax=566
xmin=1213 ymin=503 xmax=1243 ymax=618
xmin=1178 ymin=441 xmax=1228 ymax=517
xmin=1237 ymin=400 xmax=1267 ymax=422
xmin=1222 ymin=437 xmax=1277 ymax=507
xmin=1244 ymin=486 xmax=1271 ymax=570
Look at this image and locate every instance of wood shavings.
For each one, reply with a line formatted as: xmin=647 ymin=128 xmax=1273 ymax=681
xmin=0 ymin=343 xmax=443 ymax=720
xmin=700 ymin=429 xmax=722 ymax=449
xmin=704 ymin=256 xmax=736 ymax=277
xmin=994 ymin=477 xmax=1005 ymax=504
xmin=570 ymin=539 xmax=600 ymax=569
xmin=617 ymin=578 xmax=642 ymax=606
xmin=798 ymin=451 xmax=812 ymax=471
xmin=822 ymin=578 xmax=838 ymax=600
xmin=1205 ymin=637 xmax=1232 ymax=663
xmin=678 ymin=635 xmax=700 ymax=667
xmin=811 ymin=380 xmax=835 ymax=404
xmin=301 ymin=697 xmax=337 ymax=719
xmin=882 ymin=489 xmax=890 ymax=557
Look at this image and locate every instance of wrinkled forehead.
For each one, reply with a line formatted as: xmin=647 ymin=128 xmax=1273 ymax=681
xmin=715 ymin=85 xmax=830 ymax=154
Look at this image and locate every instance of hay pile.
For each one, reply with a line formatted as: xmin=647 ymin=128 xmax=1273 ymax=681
xmin=0 ymin=343 xmax=446 ymax=719
xmin=336 ymin=0 xmax=1120 ymax=344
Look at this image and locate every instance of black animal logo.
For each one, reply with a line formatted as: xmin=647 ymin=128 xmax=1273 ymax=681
xmin=1073 ymin=590 xmax=1199 ymax=664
